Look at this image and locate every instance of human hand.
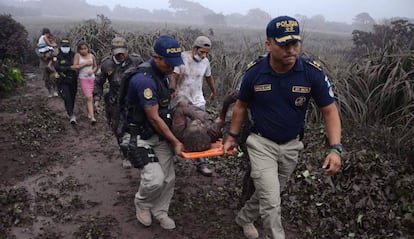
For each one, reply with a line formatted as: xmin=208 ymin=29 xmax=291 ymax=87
xmin=322 ymin=153 xmax=342 ymax=176
xmin=209 ymin=92 xmax=215 ymax=101
xmin=223 ymin=90 xmax=237 ymax=105
xmin=173 ymin=141 xmax=184 ymax=156
xmin=223 ymin=135 xmax=237 ymax=154
xmin=87 ymin=70 xmax=94 ymax=76
xmin=214 ymin=117 xmax=224 ymax=128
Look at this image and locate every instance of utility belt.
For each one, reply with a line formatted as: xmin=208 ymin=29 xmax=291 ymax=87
xmin=128 ymin=144 xmax=159 ymax=169
xmin=127 ymin=123 xmax=159 ymax=169
xmin=250 ymin=127 xmax=297 ymax=145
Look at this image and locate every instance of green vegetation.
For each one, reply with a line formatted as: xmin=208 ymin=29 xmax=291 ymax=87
xmin=0 ymin=64 xmax=25 ymax=92
xmin=0 ymin=14 xmax=28 ymax=93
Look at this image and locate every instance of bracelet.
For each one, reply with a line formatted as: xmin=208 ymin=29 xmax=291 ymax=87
xmin=327 ymin=149 xmax=341 ymax=156
xmin=227 ymin=131 xmax=240 ymax=138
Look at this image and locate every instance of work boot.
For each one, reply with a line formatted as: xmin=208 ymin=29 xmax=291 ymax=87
xmin=158 ymin=215 xmax=176 ymax=230
xmin=136 ymin=206 xmax=151 ymax=226
xmin=122 ymin=159 xmax=132 ymax=169
xmin=69 ymin=115 xmax=77 ymax=125
xmin=235 ymin=216 xmax=259 ymax=239
xmin=197 ymin=163 xmax=213 ymax=177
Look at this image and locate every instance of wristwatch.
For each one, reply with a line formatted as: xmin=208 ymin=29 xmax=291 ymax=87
xmin=227 ymin=131 xmax=240 ymax=138
xmin=330 ymin=144 xmax=343 ymax=154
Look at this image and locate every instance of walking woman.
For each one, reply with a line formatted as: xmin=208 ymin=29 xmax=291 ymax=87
xmin=74 ymin=40 xmax=98 ymax=124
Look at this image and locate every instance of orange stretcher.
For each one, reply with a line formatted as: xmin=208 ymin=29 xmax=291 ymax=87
xmin=180 ymin=141 xmax=236 ymax=159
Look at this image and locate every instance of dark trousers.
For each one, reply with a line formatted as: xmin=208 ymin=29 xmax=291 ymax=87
xmin=57 ymin=79 xmax=77 ymax=117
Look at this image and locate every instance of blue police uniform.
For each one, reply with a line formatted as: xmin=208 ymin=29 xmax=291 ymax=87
xmin=236 ymin=54 xmax=336 ymax=239
xmin=238 ymin=54 xmax=334 ymax=143
xmin=126 ymin=59 xmax=176 ymax=222
xmin=127 ymin=60 xmax=166 ymax=111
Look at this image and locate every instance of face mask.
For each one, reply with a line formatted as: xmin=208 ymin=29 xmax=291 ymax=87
xmin=112 ymin=56 xmax=121 ymax=65
xmin=193 ymin=54 xmax=202 ymax=62
xmin=60 ymin=47 xmax=70 ymax=54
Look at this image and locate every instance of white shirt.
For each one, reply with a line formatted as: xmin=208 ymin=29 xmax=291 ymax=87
xmin=173 ymin=51 xmax=211 ymax=108
xmin=78 ymin=54 xmax=95 ymax=79
xmin=38 ymin=35 xmax=46 ymax=45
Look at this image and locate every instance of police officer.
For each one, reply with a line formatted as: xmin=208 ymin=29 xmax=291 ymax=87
xmin=53 ymin=39 xmax=78 ymax=124
xmin=126 ymin=35 xmax=184 ymax=230
xmin=223 ymin=16 xmax=343 ymax=239
xmin=93 ymin=36 xmax=143 ymax=168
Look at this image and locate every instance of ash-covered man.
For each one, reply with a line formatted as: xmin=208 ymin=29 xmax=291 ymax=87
xmin=170 ymin=36 xmax=216 ymax=177
xmin=171 ymin=95 xmax=221 ymax=152
xmin=93 ymin=36 xmax=143 ymax=168
xmin=223 ymin=16 xmax=342 ymax=239
xmin=125 ymin=35 xmax=185 ymax=230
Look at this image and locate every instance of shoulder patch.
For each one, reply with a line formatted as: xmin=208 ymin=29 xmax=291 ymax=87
xmin=143 ymin=88 xmax=153 ymax=99
xmin=246 ymin=60 xmax=257 ymax=71
xmin=306 ymin=59 xmax=322 ymax=71
xmin=246 ymin=54 xmax=266 ymax=72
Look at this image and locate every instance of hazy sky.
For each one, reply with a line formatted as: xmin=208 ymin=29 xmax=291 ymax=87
xmin=85 ymin=0 xmax=412 ymax=23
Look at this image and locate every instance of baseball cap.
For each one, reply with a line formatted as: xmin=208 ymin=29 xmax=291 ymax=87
xmin=192 ymin=36 xmax=211 ymax=49
xmin=111 ymin=37 xmax=128 ymax=55
xmin=266 ymin=16 xmax=301 ymax=46
xmin=60 ymin=39 xmax=70 ymax=47
xmin=154 ymin=35 xmax=184 ymax=67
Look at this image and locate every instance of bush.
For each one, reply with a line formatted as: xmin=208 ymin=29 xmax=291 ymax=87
xmin=0 ymin=14 xmax=30 ymax=63
xmin=0 ymin=62 xmax=25 ymax=92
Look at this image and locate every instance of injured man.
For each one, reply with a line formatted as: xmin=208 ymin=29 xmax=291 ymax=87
xmin=171 ymin=95 xmax=222 ymax=152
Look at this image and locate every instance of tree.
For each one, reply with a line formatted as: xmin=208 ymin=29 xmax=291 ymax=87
xmin=351 ymin=19 xmax=414 ymax=57
xmin=352 ymin=12 xmax=376 ymax=31
xmin=308 ymin=14 xmax=326 ymax=29
xmin=245 ymin=8 xmax=271 ymax=27
xmin=203 ymin=13 xmax=226 ymax=26
xmin=169 ymin=0 xmax=214 ymax=23
xmin=0 ymin=14 xmax=29 ymax=62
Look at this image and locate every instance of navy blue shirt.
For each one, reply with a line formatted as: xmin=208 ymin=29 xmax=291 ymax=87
xmin=238 ymin=54 xmax=335 ymax=142
xmin=127 ymin=60 xmax=169 ymax=109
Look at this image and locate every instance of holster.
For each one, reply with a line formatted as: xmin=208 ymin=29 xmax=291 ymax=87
xmin=127 ymin=123 xmax=158 ymax=169
xmin=128 ymin=144 xmax=159 ymax=169
xmin=137 ymin=125 xmax=155 ymax=140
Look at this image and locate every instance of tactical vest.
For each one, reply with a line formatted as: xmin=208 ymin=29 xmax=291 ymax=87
xmin=121 ymin=62 xmax=172 ymax=137
xmin=53 ymin=51 xmax=77 ymax=82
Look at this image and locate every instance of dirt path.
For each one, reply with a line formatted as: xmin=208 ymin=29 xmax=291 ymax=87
xmin=2 ymin=67 xmax=274 ymax=239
